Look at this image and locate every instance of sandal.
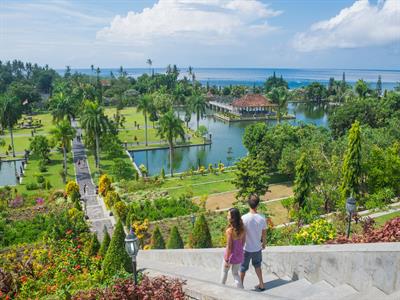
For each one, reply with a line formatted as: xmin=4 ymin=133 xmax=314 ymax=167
xmin=254 ymin=285 xmax=266 ymax=292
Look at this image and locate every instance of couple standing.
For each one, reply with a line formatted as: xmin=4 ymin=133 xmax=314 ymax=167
xmin=221 ymin=194 xmax=266 ymax=292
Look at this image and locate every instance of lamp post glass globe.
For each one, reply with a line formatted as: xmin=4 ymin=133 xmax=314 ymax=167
xmin=346 ymin=196 xmax=356 ymax=214
xmin=125 ymin=232 xmax=139 ymax=259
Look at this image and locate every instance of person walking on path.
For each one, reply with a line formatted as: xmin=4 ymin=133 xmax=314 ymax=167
xmin=83 ymin=183 xmax=87 ymax=195
xmin=221 ymin=208 xmax=245 ymax=289
xmin=240 ymin=194 xmax=267 ymax=292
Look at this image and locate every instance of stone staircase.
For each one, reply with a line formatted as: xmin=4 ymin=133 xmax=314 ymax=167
xmin=137 ymin=243 xmax=400 ymax=300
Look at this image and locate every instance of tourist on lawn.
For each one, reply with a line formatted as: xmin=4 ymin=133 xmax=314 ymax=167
xmin=240 ymin=194 xmax=266 ymax=292
xmin=221 ymin=208 xmax=245 ymax=288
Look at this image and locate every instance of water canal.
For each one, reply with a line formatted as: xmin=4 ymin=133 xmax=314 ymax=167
xmin=0 ymin=160 xmax=23 ymax=186
xmin=130 ymin=103 xmax=329 ymax=175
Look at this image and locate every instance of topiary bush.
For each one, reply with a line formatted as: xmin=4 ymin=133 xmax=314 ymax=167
xmin=104 ymin=191 xmax=121 ymax=210
xmin=190 ymin=214 xmax=212 ymax=248
xmin=99 ymin=228 xmax=111 ymax=257
xmin=65 ymin=181 xmax=80 ymax=202
xmin=166 ymin=226 xmax=184 ymax=249
xmin=150 ymin=225 xmax=165 ymax=249
xmin=113 ymin=200 xmax=128 ymax=223
xmin=99 ymin=174 xmax=112 ymax=197
xmin=86 ymin=232 xmax=100 ymax=257
xmin=102 ymin=220 xmax=132 ymax=276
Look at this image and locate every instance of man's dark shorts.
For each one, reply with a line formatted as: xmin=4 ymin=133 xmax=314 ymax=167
xmin=240 ymin=250 xmax=262 ymax=272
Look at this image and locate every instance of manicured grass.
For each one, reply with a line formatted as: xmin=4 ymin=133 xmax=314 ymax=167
xmin=86 ymin=151 xmax=135 ymax=184
xmin=104 ymin=106 xmax=203 ymax=147
xmin=1 ymin=113 xmax=56 ymax=157
xmin=17 ymin=152 xmax=74 ymax=196
xmin=374 ymin=210 xmax=400 ymax=227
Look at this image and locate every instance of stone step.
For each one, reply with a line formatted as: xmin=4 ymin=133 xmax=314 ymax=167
xmin=139 ymin=258 xmax=287 ymax=291
xmin=266 ymin=279 xmax=335 ymax=299
xmin=146 ymin=269 xmax=289 ymax=300
xmin=340 ymin=287 xmax=388 ymax=300
xmin=386 ymin=290 xmax=400 ymax=300
xmin=302 ymin=284 xmax=359 ymax=300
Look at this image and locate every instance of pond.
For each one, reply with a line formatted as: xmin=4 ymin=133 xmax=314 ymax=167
xmin=0 ymin=160 xmax=24 ymax=186
xmin=130 ymin=103 xmax=329 ymax=176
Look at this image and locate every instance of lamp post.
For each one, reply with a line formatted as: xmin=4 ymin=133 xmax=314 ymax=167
xmin=190 ymin=214 xmax=196 ymax=227
xmin=346 ymin=196 xmax=356 ymax=238
xmin=125 ymin=229 xmax=140 ymax=285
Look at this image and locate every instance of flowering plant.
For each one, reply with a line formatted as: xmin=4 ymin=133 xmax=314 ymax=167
xmin=293 ymin=219 xmax=336 ymax=245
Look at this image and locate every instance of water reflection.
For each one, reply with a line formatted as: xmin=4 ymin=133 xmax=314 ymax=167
xmin=0 ymin=160 xmax=23 ymax=186
xmin=130 ymin=103 xmax=329 ymax=175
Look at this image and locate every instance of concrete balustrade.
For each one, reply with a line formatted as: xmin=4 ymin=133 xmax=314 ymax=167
xmin=138 ymin=242 xmax=400 ymax=294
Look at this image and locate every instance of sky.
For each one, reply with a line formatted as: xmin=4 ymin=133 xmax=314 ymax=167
xmin=0 ymin=0 xmax=399 ymax=69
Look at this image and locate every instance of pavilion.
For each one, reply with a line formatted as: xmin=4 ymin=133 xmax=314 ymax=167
xmin=208 ymin=94 xmax=277 ymax=117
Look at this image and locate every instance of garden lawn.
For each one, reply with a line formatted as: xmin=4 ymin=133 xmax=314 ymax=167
xmin=374 ymin=210 xmax=400 ymax=227
xmin=104 ymin=106 xmax=203 ymax=148
xmin=18 ymin=152 xmax=74 ymax=197
xmin=86 ymin=151 xmax=135 ymax=183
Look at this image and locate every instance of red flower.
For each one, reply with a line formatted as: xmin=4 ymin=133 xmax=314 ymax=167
xmin=74 ymin=265 xmax=81 ymax=270
xmin=66 ymin=229 xmax=73 ymax=235
xmin=77 ymin=244 xmax=81 ymax=249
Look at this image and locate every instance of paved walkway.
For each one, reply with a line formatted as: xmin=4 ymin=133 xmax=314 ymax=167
xmin=71 ymin=120 xmax=114 ymax=241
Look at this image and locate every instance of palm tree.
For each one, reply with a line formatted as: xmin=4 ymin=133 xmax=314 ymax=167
xmin=80 ymin=101 xmax=109 ymax=169
xmin=146 ymin=59 xmax=153 ymax=76
xmin=268 ymin=87 xmax=288 ymax=123
xmin=0 ymin=95 xmax=22 ymax=157
xmin=190 ymin=94 xmax=206 ymax=130
xmin=157 ymin=111 xmax=185 ymax=177
xmin=137 ymin=95 xmax=154 ymax=146
xmin=50 ymin=120 xmax=76 ymax=183
xmin=49 ymin=92 xmax=76 ymax=122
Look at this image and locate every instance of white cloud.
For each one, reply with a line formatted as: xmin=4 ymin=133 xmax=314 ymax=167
xmin=293 ymin=0 xmax=400 ymax=52
xmin=96 ymin=0 xmax=281 ymax=45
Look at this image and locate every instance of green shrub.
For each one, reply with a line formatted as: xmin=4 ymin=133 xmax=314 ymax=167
xmin=44 ymin=179 xmax=52 ymax=190
xmin=87 ymin=232 xmax=100 ymax=256
xmin=36 ymin=175 xmax=45 ymax=184
xmin=39 ymin=160 xmax=48 ymax=172
xmin=190 ymin=214 xmax=212 ymax=248
xmin=102 ymin=220 xmax=132 ymax=276
xmin=114 ymin=201 xmax=128 ymax=223
xmin=166 ymin=226 xmax=184 ymax=249
xmin=99 ymin=228 xmax=111 ymax=257
xmin=26 ymin=182 xmax=39 ymax=190
xmin=160 ymin=167 xmax=165 ymax=179
xmin=365 ymin=188 xmax=395 ymax=210
xmin=293 ymin=219 xmax=336 ymax=245
xmin=104 ymin=191 xmax=121 ymax=210
xmin=150 ymin=225 xmax=165 ymax=249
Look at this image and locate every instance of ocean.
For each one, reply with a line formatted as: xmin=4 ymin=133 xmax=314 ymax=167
xmin=62 ymin=67 xmax=400 ymax=90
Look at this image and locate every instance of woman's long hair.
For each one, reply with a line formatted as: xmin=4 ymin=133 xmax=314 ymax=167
xmin=228 ymin=208 xmax=244 ymax=236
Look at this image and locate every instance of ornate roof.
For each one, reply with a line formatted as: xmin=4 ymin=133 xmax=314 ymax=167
xmin=231 ymin=94 xmax=277 ymax=107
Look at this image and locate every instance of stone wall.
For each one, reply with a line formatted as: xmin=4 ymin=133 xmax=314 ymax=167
xmin=138 ymin=242 xmax=400 ymax=294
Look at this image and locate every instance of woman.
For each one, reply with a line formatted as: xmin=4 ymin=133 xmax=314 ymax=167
xmin=221 ymin=208 xmax=245 ymax=288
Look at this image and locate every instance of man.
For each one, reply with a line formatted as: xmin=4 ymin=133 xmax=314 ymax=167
xmin=240 ymin=194 xmax=266 ymax=291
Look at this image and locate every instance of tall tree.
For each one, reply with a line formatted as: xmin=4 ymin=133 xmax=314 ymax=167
xmin=80 ymin=101 xmax=109 ymax=169
xmin=49 ymin=92 xmax=76 ymax=122
xmin=136 ymin=94 xmax=154 ymax=146
xmin=355 ymin=79 xmax=369 ymax=99
xmin=268 ymin=87 xmax=288 ymax=123
xmin=157 ymin=111 xmax=185 ymax=176
xmin=232 ymin=155 xmax=269 ymax=200
xmin=341 ymin=120 xmax=362 ymax=206
xmin=0 ymin=95 xmax=22 ymax=157
xmin=376 ymin=75 xmax=382 ymax=97
xmin=190 ymin=93 xmax=206 ymax=130
xmin=146 ymin=58 xmax=153 ymax=76
xmin=293 ymin=152 xmax=312 ymax=211
xmin=50 ymin=120 xmax=76 ymax=183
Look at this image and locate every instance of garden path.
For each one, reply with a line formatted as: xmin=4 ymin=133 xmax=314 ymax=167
xmin=71 ymin=120 xmax=114 ymax=241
